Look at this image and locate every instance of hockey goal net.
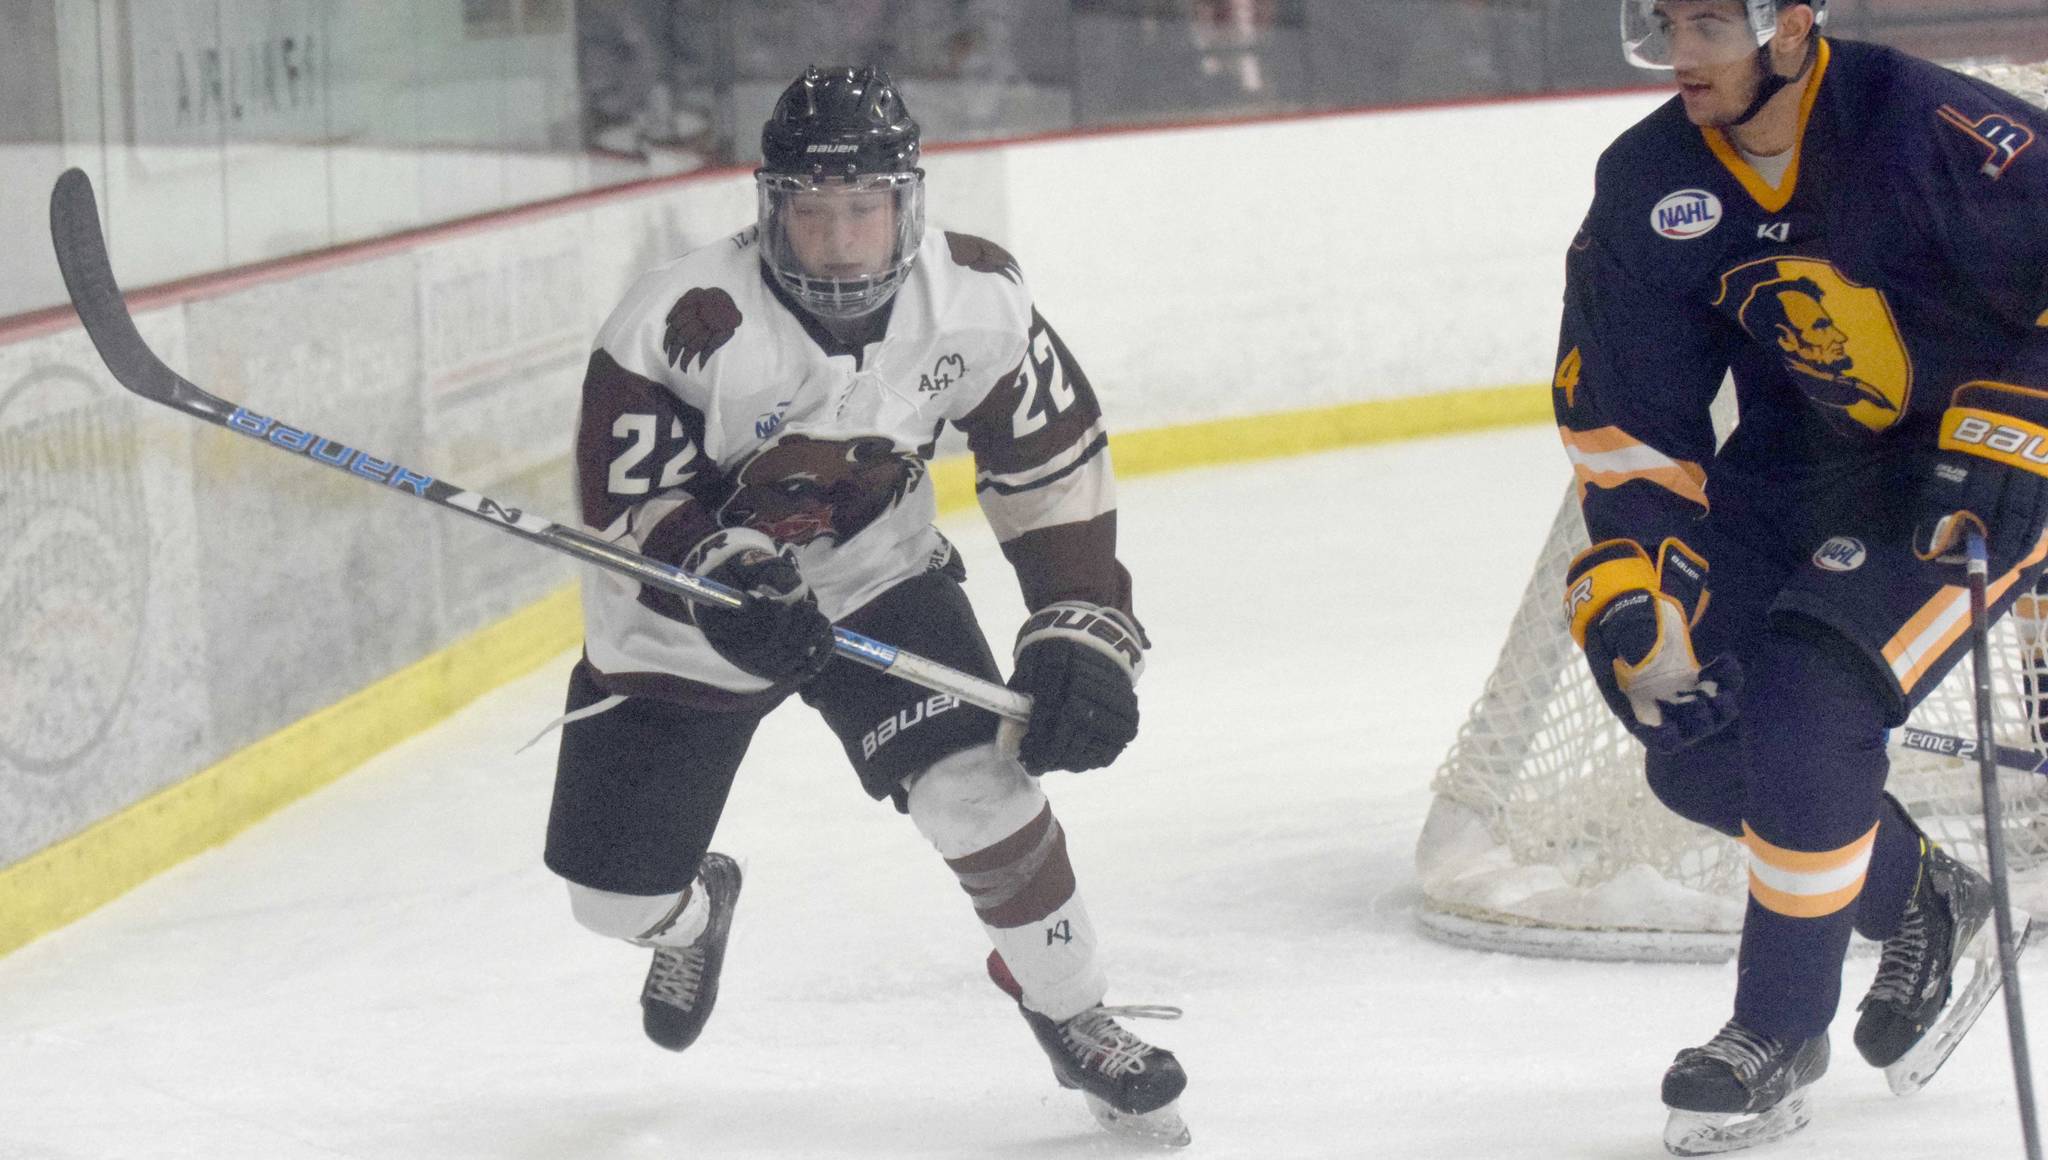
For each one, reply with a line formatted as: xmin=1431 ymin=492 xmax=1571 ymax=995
xmin=1415 ymin=58 xmax=2048 ymax=963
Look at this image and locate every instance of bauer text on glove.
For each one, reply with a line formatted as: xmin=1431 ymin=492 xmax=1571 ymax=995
xmin=1005 ymin=601 xmax=1145 ymax=774
xmin=1914 ymin=380 xmax=2048 ymax=573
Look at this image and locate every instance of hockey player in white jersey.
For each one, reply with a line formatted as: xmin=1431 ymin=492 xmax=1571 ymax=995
xmin=543 ymin=65 xmax=1188 ymax=1146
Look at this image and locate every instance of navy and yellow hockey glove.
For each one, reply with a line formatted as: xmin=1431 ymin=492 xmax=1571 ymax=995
xmin=1567 ymin=538 xmax=1742 ymax=753
xmin=682 ymin=528 xmax=837 ymax=685
xmin=1005 ymin=601 xmax=1146 ymax=774
xmin=1915 ymin=381 xmax=2048 ymax=574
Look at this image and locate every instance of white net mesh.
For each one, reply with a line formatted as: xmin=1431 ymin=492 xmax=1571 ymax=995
xmin=1419 ymin=482 xmax=2048 ymax=960
xmin=1416 ymin=58 xmax=2048 ymax=962
xmin=1957 ymin=59 xmax=2048 ymax=108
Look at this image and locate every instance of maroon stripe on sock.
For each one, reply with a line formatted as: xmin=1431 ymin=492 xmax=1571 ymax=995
xmin=949 ymin=805 xmax=1053 ymax=875
xmin=944 ymin=805 xmax=1077 ymax=928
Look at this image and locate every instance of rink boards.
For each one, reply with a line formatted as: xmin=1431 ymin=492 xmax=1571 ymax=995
xmin=0 ymin=87 xmax=1660 ymax=955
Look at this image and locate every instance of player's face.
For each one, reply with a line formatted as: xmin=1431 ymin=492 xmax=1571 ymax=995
xmin=782 ymin=183 xmax=899 ymax=280
xmin=1638 ymin=1 xmax=1766 ymax=125
xmin=1777 ymin=291 xmax=1850 ymax=367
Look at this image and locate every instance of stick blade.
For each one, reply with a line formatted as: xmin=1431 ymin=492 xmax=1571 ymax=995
xmin=48 ymin=167 xmax=198 ymax=409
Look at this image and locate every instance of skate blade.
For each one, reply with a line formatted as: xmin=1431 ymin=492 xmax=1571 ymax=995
xmin=1082 ymin=1094 xmax=1192 ymax=1148
xmin=1885 ymin=912 xmax=2029 ymax=1096
xmin=1663 ymin=1092 xmax=1813 ymax=1156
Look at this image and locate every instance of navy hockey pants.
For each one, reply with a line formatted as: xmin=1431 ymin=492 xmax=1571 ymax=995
xmin=1645 ymin=463 xmax=2048 ymax=1041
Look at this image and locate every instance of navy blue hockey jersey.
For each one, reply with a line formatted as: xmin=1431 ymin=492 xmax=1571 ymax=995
xmin=1555 ymin=37 xmax=2048 ymax=565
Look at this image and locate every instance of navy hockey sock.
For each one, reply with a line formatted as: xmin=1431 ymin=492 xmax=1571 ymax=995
xmin=1731 ymin=624 xmax=1892 ymax=1040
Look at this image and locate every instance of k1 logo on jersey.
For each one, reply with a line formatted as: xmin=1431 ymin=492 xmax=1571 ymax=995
xmin=1812 ymin=536 xmax=1867 ymax=572
xmin=1651 ymin=189 xmax=1722 ymax=240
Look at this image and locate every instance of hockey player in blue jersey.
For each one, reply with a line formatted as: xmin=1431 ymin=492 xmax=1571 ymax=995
xmin=1556 ymin=1 xmax=2046 ymax=1152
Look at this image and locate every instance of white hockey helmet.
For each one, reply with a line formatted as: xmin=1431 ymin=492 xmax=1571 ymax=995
xmin=1621 ymin=0 xmax=1826 ymax=70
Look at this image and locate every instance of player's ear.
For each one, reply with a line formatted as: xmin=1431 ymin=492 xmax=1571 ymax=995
xmin=1778 ymin=4 xmax=1816 ymax=45
xmin=1769 ymin=5 xmax=1815 ymax=72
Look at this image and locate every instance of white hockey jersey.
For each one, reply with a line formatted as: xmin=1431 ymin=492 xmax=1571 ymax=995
xmin=574 ymin=224 xmax=1131 ymax=708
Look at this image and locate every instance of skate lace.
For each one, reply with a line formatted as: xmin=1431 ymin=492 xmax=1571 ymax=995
xmin=1697 ymin=1022 xmax=1781 ymax=1081
xmin=644 ymin=946 xmax=706 ymax=1007
xmin=1866 ymin=898 xmax=1932 ymax=1007
xmin=1061 ymin=1004 xmax=1182 ymax=1078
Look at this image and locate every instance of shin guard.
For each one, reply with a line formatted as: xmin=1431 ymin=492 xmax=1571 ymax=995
xmin=909 ymin=744 xmax=1108 ymax=1020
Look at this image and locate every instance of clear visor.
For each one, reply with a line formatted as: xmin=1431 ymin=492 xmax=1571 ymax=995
xmin=757 ymin=172 xmax=924 ymax=319
xmin=1621 ymin=0 xmax=1773 ymax=70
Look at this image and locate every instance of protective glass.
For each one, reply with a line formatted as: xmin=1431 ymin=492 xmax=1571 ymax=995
xmin=1620 ymin=0 xmax=1774 ymax=70
xmin=757 ymin=171 xmax=925 ymax=319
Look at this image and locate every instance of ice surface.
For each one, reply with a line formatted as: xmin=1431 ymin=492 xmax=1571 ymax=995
xmin=0 ymin=427 xmax=2038 ymax=1159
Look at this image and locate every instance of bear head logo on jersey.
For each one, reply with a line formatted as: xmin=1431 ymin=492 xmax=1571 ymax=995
xmin=718 ymin=433 xmax=925 ymax=546
xmin=1717 ymin=258 xmax=1912 ymax=436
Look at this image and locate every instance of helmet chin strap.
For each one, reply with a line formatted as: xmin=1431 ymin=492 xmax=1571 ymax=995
xmin=1725 ymin=35 xmax=1818 ymax=128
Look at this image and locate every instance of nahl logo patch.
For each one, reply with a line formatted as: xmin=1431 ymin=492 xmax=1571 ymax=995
xmin=1651 ymin=189 xmax=1722 ymax=240
xmin=1813 ymin=536 xmax=1867 ymax=572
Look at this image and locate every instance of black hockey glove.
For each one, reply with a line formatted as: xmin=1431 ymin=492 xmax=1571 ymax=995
xmin=1568 ymin=538 xmax=1742 ymax=753
xmin=1006 ymin=601 xmax=1146 ymax=774
xmin=683 ymin=528 xmax=836 ymax=685
xmin=1914 ymin=381 xmax=2048 ymax=574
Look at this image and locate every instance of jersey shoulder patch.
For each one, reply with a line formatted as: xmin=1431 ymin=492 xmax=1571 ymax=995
xmin=663 ymin=286 xmax=743 ymax=372
xmin=913 ymin=229 xmax=1033 ymax=347
xmin=944 ymin=231 xmax=1023 ymax=283
xmin=1933 ymin=100 xmax=2038 ymax=181
xmin=597 ymin=237 xmax=769 ymax=387
xmin=1863 ymin=45 xmax=2044 ymax=183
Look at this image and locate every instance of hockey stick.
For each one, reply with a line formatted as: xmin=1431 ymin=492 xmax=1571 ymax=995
xmin=47 ymin=167 xmax=1031 ymax=724
xmin=1891 ymin=724 xmax=2048 ymax=777
xmin=1965 ymin=531 xmax=2044 ymax=1160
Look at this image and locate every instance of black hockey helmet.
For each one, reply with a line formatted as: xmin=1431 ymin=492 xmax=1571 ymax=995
xmin=756 ymin=66 xmax=926 ymax=319
xmin=760 ymin=65 xmax=922 ymax=179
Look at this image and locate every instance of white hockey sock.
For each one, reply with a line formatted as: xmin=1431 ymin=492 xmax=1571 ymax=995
xmin=985 ymin=888 xmax=1107 ymax=1022
xmin=907 ymin=745 xmax=1109 ymax=1022
xmin=565 ymin=879 xmax=711 ymax=948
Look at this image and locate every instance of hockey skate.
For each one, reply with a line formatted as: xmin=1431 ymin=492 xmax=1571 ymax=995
xmin=639 ymin=852 xmax=742 ymax=1052
xmin=1660 ymin=1021 xmax=1829 ymax=1156
xmin=1854 ymin=843 xmax=2025 ymax=1095
xmin=987 ymin=951 xmax=1191 ymax=1147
